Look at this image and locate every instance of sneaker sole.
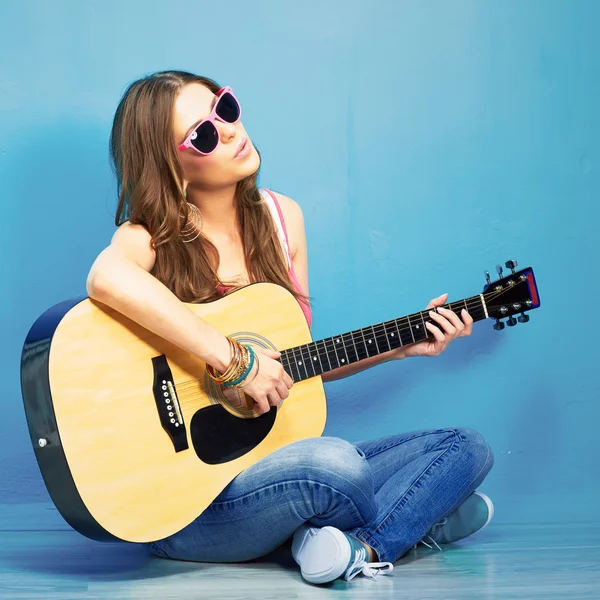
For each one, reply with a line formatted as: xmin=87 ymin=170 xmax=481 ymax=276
xmin=292 ymin=525 xmax=351 ymax=584
xmin=474 ymin=491 xmax=494 ymax=529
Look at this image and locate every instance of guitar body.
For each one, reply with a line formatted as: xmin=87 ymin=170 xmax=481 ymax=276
xmin=21 ymin=283 xmax=326 ymax=543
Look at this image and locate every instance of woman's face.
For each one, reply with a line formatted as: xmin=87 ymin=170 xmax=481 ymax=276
xmin=172 ymin=83 xmax=260 ymax=190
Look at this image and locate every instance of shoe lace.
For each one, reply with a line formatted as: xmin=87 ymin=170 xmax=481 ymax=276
xmin=412 ymin=517 xmax=447 ymax=553
xmin=344 ymin=547 xmax=394 ymax=581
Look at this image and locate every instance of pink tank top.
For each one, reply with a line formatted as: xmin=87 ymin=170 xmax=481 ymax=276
xmin=215 ymin=188 xmax=312 ymax=328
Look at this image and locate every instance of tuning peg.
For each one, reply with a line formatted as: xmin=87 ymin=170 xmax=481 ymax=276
xmin=518 ymin=312 xmax=530 ymax=323
xmin=493 ymin=319 xmax=505 ymax=331
xmin=506 ymin=316 xmax=517 ymax=327
xmin=505 ymin=259 xmax=518 ymax=274
xmin=485 ymin=271 xmax=491 ymax=285
xmin=496 ymin=264 xmax=504 ymax=278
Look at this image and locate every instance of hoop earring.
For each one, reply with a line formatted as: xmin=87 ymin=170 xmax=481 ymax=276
xmin=181 ymin=201 xmax=204 ymax=243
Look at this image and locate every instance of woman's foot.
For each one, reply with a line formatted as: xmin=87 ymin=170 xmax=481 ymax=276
xmin=292 ymin=525 xmax=393 ymax=584
xmin=422 ymin=491 xmax=494 ymax=549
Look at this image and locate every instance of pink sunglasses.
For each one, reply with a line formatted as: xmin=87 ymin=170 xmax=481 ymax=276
xmin=177 ymin=86 xmax=242 ymax=155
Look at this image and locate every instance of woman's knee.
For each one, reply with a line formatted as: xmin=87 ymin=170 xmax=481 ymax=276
xmin=286 ymin=436 xmax=373 ymax=491
xmin=291 ymin=437 xmax=376 ymax=526
xmin=455 ymin=427 xmax=494 ymax=476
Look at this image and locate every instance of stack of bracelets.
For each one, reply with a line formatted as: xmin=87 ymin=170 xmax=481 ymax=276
xmin=206 ymin=336 xmax=260 ymax=389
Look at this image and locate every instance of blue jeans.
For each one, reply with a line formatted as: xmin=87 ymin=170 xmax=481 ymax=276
xmin=149 ymin=427 xmax=494 ymax=563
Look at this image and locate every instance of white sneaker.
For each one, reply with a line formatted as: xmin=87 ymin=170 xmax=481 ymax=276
xmin=292 ymin=524 xmax=393 ymax=584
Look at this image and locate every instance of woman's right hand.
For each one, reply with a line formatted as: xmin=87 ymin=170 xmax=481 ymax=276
xmin=240 ymin=346 xmax=294 ymax=414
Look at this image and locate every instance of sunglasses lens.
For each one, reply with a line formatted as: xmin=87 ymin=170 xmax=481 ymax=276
xmin=190 ymin=120 xmax=218 ymax=154
xmin=216 ymin=92 xmax=240 ymax=123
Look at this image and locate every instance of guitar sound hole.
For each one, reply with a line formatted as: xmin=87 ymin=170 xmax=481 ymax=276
xmin=190 ymin=404 xmax=277 ymax=465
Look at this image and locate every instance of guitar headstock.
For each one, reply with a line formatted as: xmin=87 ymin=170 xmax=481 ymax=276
xmin=483 ymin=260 xmax=540 ymax=330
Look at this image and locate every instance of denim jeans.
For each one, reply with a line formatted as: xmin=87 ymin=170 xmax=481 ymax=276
xmin=149 ymin=427 xmax=494 ymax=564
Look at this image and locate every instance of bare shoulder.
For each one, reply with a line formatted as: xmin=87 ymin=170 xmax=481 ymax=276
xmin=109 ymin=220 xmax=156 ymax=272
xmin=270 ymin=191 xmax=305 ymax=257
xmin=271 ymin=191 xmax=302 ymax=215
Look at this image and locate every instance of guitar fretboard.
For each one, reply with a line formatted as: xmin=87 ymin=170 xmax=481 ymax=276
xmin=278 ymin=295 xmax=487 ymax=382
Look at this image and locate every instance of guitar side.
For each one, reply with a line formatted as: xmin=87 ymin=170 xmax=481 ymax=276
xmin=20 ymin=295 xmax=118 ymax=541
xmin=21 ymin=283 xmax=326 ymax=543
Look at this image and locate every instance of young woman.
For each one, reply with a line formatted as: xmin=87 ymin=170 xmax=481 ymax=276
xmin=86 ymin=70 xmax=494 ymax=585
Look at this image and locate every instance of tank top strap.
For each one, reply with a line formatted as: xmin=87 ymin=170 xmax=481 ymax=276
xmin=259 ymin=188 xmax=293 ymax=269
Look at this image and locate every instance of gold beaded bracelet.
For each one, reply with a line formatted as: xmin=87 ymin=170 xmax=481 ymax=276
xmin=207 ymin=337 xmax=251 ymax=385
xmin=206 ymin=338 xmax=240 ymax=383
xmin=226 ymin=343 xmax=250 ymax=384
xmin=206 ymin=337 xmax=237 ymax=383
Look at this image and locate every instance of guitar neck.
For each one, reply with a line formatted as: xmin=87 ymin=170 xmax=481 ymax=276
xmin=279 ymin=294 xmax=488 ymax=382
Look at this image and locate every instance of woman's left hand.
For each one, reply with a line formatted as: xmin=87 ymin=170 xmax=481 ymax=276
xmin=388 ymin=293 xmax=474 ymax=360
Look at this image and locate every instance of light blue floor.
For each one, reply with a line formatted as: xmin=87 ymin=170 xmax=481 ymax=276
xmin=1 ymin=505 xmax=599 ymax=599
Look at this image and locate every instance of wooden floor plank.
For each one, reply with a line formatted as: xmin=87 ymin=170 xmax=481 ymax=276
xmin=1 ymin=522 xmax=598 ymax=599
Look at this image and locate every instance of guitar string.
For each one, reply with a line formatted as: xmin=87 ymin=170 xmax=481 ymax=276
xmin=173 ymin=303 xmax=488 ymax=415
xmin=173 ymin=285 xmax=518 ymax=400
xmin=173 ymin=285 xmax=523 ymax=408
xmin=173 ymin=297 xmax=490 ymax=401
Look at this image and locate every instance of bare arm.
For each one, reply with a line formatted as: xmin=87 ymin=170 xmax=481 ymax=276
xmin=85 ymin=222 xmax=293 ymax=415
xmin=86 ymin=222 xmax=232 ymax=372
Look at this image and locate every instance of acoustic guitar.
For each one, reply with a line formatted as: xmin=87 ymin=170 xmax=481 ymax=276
xmin=20 ymin=260 xmax=540 ymax=543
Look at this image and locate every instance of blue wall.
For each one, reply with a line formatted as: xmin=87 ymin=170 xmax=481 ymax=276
xmin=1 ymin=0 xmax=598 ymax=525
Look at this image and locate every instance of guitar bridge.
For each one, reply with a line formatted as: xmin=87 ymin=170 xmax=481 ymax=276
xmin=151 ymin=355 xmax=189 ymax=452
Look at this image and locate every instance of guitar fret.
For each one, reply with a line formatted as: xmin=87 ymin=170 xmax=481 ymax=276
xmin=340 ymin=334 xmax=351 ymax=365
xmin=288 ymin=347 xmax=302 ymax=381
xmin=386 ymin=321 xmax=395 ymax=350
xmin=319 ymin=339 xmax=333 ymax=371
xmin=342 ymin=334 xmax=351 ymax=365
xmin=393 ymin=318 xmax=402 ymax=345
xmin=287 ymin=352 xmax=296 ymax=376
xmin=386 ymin=320 xmax=400 ymax=350
xmin=279 ymin=351 xmax=289 ymax=374
xmin=371 ymin=325 xmax=381 ymax=354
xmin=308 ymin=344 xmax=318 ymax=376
xmin=306 ymin=342 xmax=322 ymax=376
xmin=285 ymin=350 xmax=298 ymax=380
xmin=411 ymin=313 xmax=425 ymax=342
xmin=299 ymin=344 xmax=310 ymax=377
xmin=300 ymin=345 xmax=313 ymax=378
xmin=315 ymin=341 xmax=326 ymax=375
xmin=349 ymin=330 xmax=360 ymax=363
xmin=410 ymin=315 xmax=418 ymax=342
xmin=360 ymin=327 xmax=373 ymax=358
xmin=420 ymin=311 xmax=427 ymax=338
xmin=279 ymin=293 xmax=495 ymax=382
xmin=331 ymin=336 xmax=342 ymax=367
xmin=300 ymin=346 xmax=311 ymax=379
xmin=376 ymin=323 xmax=385 ymax=352
xmin=285 ymin=349 xmax=300 ymax=382
xmin=294 ymin=346 xmax=306 ymax=380
xmin=398 ymin=317 xmax=413 ymax=346
xmin=379 ymin=322 xmax=390 ymax=352
xmin=319 ymin=338 xmax=330 ymax=367
xmin=408 ymin=315 xmax=421 ymax=342
xmin=308 ymin=344 xmax=318 ymax=377
xmin=326 ymin=336 xmax=341 ymax=369
xmin=360 ymin=329 xmax=370 ymax=359
xmin=407 ymin=314 xmax=416 ymax=343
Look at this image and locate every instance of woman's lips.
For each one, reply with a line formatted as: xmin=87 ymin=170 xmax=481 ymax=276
xmin=234 ymin=137 xmax=251 ymax=159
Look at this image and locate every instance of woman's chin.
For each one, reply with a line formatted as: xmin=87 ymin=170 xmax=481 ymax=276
xmin=238 ymin=148 xmax=261 ymax=176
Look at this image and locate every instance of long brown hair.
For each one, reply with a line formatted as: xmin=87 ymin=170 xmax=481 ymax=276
xmin=110 ymin=70 xmax=310 ymax=311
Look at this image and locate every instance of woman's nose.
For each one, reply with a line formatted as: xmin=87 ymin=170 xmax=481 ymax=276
xmin=217 ymin=121 xmax=237 ymax=142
